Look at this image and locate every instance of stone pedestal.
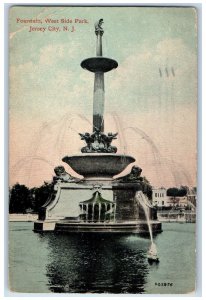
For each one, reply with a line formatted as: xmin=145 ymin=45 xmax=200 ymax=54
xmin=34 ymin=180 xmax=160 ymax=233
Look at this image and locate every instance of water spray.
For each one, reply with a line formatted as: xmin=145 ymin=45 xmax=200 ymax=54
xmin=135 ymin=191 xmax=159 ymax=263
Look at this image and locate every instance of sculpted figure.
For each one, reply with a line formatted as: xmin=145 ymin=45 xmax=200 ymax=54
xmin=116 ymin=165 xmax=143 ymax=182
xmin=94 ymin=18 xmax=104 ymax=35
xmin=105 ymin=132 xmax=118 ymax=153
xmin=79 ymin=132 xmax=94 ymax=152
xmin=90 ymin=129 xmax=105 ymax=151
xmin=53 ymin=166 xmax=77 ymax=183
xmin=90 ymin=129 xmax=102 ymax=143
xmin=79 ymin=129 xmax=118 ymax=153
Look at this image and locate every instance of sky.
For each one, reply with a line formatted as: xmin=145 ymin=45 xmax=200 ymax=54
xmin=9 ymin=6 xmax=197 ymax=188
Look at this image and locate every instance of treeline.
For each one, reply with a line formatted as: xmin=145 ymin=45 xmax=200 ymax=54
xmin=9 ymin=182 xmax=196 ymax=214
xmin=9 ymin=182 xmax=54 ymax=214
xmin=166 ymin=186 xmax=196 ymax=197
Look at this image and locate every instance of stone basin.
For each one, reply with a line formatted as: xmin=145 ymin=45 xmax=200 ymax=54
xmin=62 ymin=153 xmax=135 ymax=180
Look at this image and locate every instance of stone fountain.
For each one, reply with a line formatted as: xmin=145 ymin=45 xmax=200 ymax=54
xmin=34 ymin=19 xmax=162 ymax=234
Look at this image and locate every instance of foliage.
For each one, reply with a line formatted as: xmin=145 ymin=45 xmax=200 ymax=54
xmin=9 ymin=182 xmax=54 ymax=214
xmin=9 ymin=183 xmax=30 ymax=213
xmin=32 ymin=182 xmax=54 ymax=212
xmin=166 ymin=186 xmax=187 ymax=197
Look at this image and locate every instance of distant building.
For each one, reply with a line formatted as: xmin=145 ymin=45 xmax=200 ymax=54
xmin=152 ymin=188 xmax=171 ymax=207
xmin=152 ymin=187 xmax=197 ymax=209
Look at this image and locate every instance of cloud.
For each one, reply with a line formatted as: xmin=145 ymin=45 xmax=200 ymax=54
xmin=108 ymin=38 xmax=196 ymax=95
xmin=9 ymin=41 xmax=93 ymax=120
xmin=9 ymin=37 xmax=197 ymax=188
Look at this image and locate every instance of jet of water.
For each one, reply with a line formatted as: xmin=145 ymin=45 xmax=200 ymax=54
xmin=148 ymin=242 xmax=157 ymax=256
xmin=135 ymin=191 xmax=160 ymax=261
xmin=135 ymin=191 xmax=153 ymax=243
xmin=186 ymin=200 xmax=196 ymax=211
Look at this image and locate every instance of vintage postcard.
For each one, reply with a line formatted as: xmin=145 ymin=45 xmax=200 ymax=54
xmin=9 ymin=6 xmax=197 ymax=294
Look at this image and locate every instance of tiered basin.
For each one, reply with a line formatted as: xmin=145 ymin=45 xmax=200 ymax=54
xmin=62 ymin=153 xmax=135 ymax=180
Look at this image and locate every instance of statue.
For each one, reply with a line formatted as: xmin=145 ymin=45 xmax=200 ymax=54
xmin=90 ymin=129 xmax=106 ymax=152
xmin=53 ymin=166 xmax=78 ymax=183
xmin=79 ymin=129 xmax=118 ymax=153
xmin=95 ymin=18 xmax=104 ymax=35
xmin=79 ymin=132 xmax=93 ymax=153
xmin=105 ymin=132 xmax=118 ymax=153
xmin=116 ymin=165 xmax=143 ymax=183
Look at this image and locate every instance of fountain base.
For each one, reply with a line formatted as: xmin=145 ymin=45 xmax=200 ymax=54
xmin=34 ymin=181 xmax=162 ymax=234
xmin=34 ymin=220 xmax=162 ymax=233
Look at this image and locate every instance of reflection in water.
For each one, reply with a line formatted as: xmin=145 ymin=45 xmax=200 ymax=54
xmin=40 ymin=233 xmax=150 ymax=293
xmin=9 ymin=223 xmax=195 ymax=294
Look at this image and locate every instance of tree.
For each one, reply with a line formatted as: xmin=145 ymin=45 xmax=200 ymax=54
xmin=166 ymin=186 xmax=187 ymax=208
xmin=179 ymin=186 xmax=188 ymax=196
xmin=32 ymin=181 xmax=54 ymax=212
xmin=167 ymin=187 xmax=178 ymax=197
xmin=9 ymin=181 xmax=54 ymax=214
xmin=9 ymin=183 xmax=30 ymax=213
xmin=167 ymin=187 xmax=187 ymax=197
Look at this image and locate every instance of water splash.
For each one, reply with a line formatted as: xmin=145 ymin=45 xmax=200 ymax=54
xmin=135 ymin=191 xmax=153 ymax=243
xmin=111 ymin=112 xmax=127 ymax=153
xmin=147 ymin=242 xmax=158 ymax=260
xmin=187 ymin=200 xmax=196 ymax=211
xmin=135 ymin=191 xmax=159 ymax=261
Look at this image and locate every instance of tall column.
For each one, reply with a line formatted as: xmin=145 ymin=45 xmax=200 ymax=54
xmin=93 ymin=73 xmax=104 ymax=132
xmin=96 ymin=33 xmax=103 ymax=56
xmin=80 ymin=19 xmax=118 ymax=133
xmin=93 ymin=21 xmax=104 ymax=132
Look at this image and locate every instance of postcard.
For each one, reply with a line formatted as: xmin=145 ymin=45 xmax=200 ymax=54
xmin=9 ymin=6 xmax=197 ymax=294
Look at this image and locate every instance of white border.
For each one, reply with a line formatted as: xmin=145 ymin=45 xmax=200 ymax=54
xmin=1 ymin=1 xmax=205 ymax=299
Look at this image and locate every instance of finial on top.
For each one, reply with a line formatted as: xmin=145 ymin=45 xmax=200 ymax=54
xmin=95 ymin=19 xmax=104 ymax=36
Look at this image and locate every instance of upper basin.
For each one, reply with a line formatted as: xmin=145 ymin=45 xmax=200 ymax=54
xmin=81 ymin=57 xmax=118 ymax=73
xmin=62 ymin=153 xmax=135 ymax=180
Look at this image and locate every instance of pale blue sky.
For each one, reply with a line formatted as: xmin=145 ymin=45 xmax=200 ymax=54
xmin=9 ymin=6 xmax=197 ymax=188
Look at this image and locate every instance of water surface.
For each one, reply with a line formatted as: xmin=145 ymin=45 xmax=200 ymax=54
xmin=9 ymin=222 xmax=195 ymax=294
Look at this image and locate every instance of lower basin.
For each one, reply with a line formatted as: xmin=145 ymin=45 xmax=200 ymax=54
xmin=62 ymin=153 xmax=135 ymax=179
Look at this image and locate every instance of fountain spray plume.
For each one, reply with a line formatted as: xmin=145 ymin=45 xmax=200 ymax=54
xmin=135 ymin=191 xmax=153 ymax=243
xmin=135 ymin=191 xmax=159 ymax=262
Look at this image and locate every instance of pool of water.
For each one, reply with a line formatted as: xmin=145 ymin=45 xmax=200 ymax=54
xmin=9 ymin=222 xmax=196 ymax=294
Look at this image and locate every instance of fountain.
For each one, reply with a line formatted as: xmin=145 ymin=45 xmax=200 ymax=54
xmin=34 ymin=19 xmax=162 ymax=234
xmin=135 ymin=191 xmax=154 ymax=243
xmin=135 ymin=191 xmax=159 ymax=262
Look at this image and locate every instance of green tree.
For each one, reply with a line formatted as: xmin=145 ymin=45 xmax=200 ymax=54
xmin=9 ymin=183 xmax=30 ymax=213
xmin=167 ymin=187 xmax=187 ymax=197
xmin=33 ymin=182 xmax=54 ymax=212
xmin=166 ymin=186 xmax=187 ymax=208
